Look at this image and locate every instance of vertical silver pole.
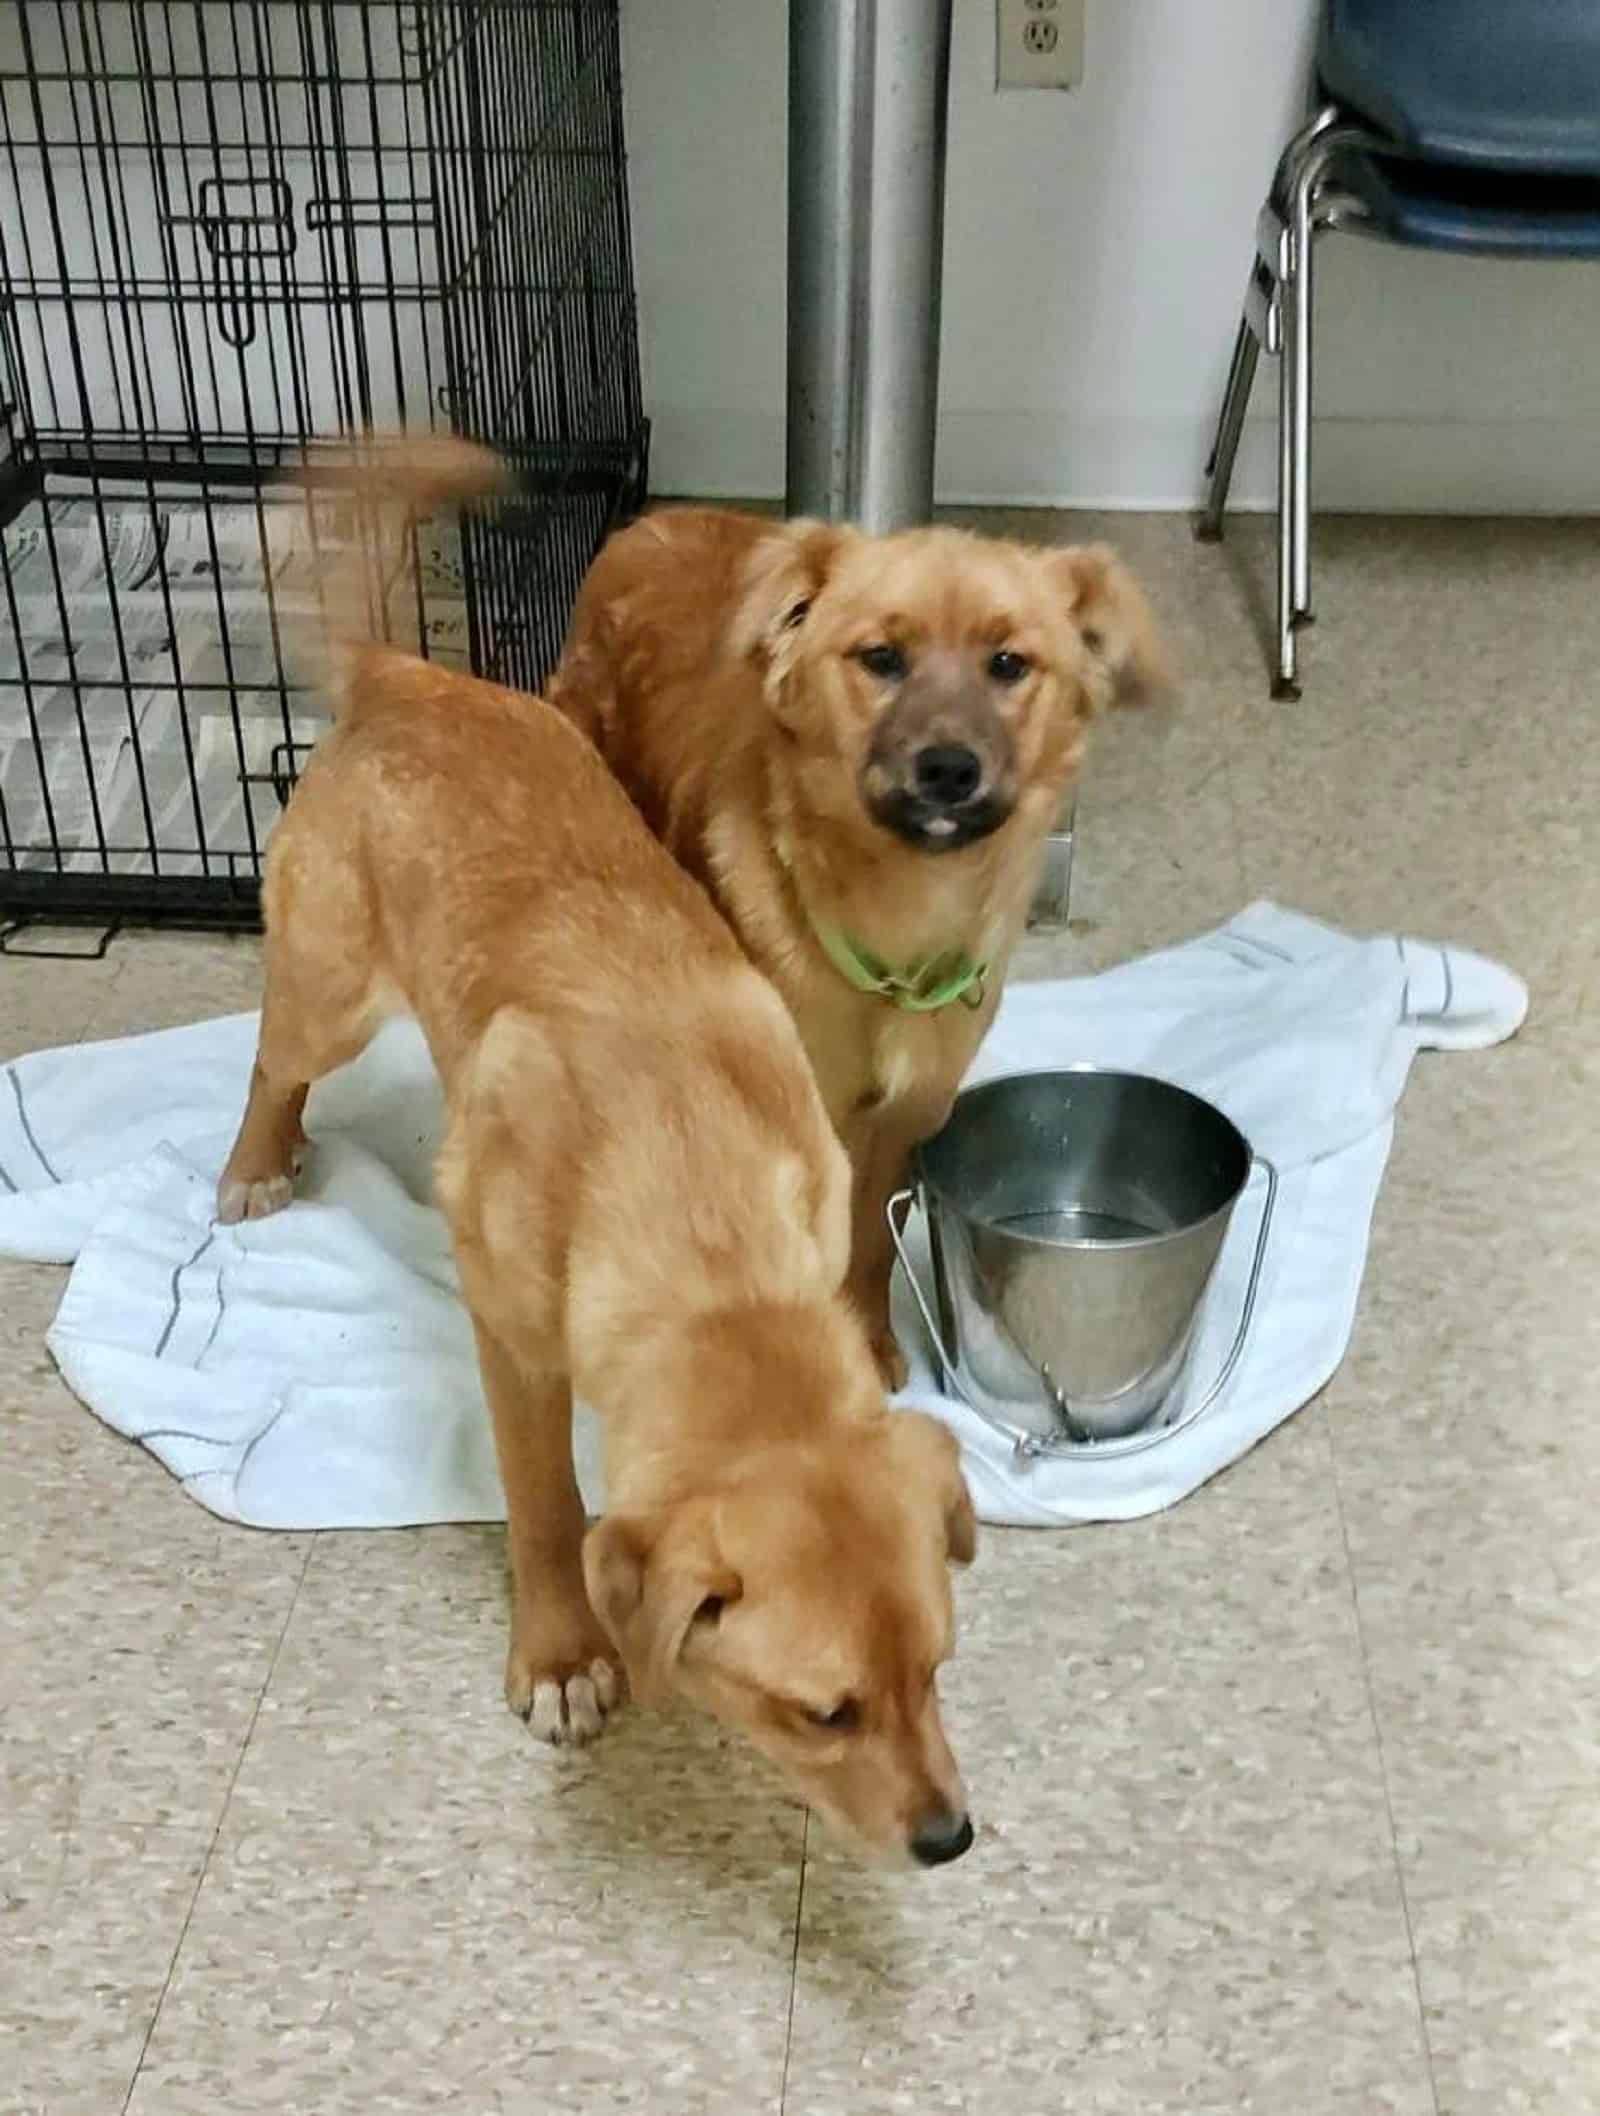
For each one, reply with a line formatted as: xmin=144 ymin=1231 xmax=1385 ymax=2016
xmin=786 ymin=0 xmax=953 ymax=531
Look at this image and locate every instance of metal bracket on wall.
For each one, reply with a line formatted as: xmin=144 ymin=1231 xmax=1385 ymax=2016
xmin=1026 ymin=793 xmax=1077 ymax=930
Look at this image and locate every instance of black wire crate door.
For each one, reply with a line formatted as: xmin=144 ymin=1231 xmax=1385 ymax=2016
xmin=0 ymin=2 xmax=646 ymax=929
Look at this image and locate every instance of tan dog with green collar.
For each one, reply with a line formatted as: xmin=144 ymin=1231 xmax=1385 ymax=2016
xmin=552 ymin=507 xmax=1170 ymax=1384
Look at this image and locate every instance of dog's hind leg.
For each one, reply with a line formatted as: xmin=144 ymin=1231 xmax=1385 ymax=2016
xmin=218 ymin=822 xmax=382 ymax=1224
xmin=217 ymin=1052 xmax=309 ymax=1225
xmin=217 ymin=959 xmax=378 ymax=1223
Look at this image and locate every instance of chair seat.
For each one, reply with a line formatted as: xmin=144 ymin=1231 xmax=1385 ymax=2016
xmin=1329 ymin=148 xmax=1600 ymax=258
xmin=1319 ymin=0 xmax=1600 ymax=177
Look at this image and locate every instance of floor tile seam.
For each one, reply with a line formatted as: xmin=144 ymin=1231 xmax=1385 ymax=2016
xmin=1322 ymin=1402 xmax=1445 ymax=2116
xmin=117 ymin=1533 xmax=319 ymax=2115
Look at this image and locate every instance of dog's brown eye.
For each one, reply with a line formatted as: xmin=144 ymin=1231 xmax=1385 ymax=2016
xmin=808 ymin=1697 xmax=861 ymax=1732
xmin=988 ymin=649 xmax=1030 ymax=684
xmin=695 ymin=1595 xmax=727 ymax=1625
xmin=1080 ymin=627 xmax=1104 ymax=655
xmin=854 ymin=642 xmax=906 ymax=681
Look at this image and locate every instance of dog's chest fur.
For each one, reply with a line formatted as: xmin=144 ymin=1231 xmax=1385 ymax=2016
xmin=778 ymin=950 xmax=992 ymax=1138
xmin=704 ymin=805 xmax=1017 ymax=1137
xmin=866 ymin=1001 xmax=972 ymax=1114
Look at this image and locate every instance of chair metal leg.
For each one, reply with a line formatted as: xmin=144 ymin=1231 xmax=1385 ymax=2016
xmin=1273 ymin=264 xmax=1300 ymax=701
xmin=1288 ymin=172 xmax=1317 ymax=623
xmin=1196 ymin=309 xmax=1260 ymax=541
xmin=1270 ymin=104 xmax=1341 ymax=212
xmin=1206 ymin=104 xmax=1340 ymax=693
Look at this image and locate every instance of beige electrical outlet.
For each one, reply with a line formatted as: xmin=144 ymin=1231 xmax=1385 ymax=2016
xmin=996 ymin=0 xmax=1084 ymax=91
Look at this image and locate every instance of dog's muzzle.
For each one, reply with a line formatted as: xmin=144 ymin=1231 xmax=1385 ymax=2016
xmin=867 ymin=775 xmax=1012 ymax=853
xmin=862 ymin=714 xmax=1016 ymax=852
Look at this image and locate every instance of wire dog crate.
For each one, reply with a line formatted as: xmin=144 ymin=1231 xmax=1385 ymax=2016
xmin=0 ymin=1 xmax=647 ymax=935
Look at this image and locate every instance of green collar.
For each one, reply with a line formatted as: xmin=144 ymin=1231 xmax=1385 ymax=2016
xmin=810 ymin=916 xmax=988 ymax=1013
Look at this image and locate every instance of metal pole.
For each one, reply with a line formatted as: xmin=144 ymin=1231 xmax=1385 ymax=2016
xmin=786 ymin=0 xmax=953 ymax=530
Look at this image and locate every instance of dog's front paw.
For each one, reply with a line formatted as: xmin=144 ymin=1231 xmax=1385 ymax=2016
xmin=216 ymin=1170 xmax=296 ymax=1225
xmin=505 ymin=1627 xmax=625 ymax=1748
xmin=217 ymin=1140 xmax=306 ymax=1226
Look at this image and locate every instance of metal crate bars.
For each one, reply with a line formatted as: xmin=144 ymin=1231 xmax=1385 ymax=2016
xmin=0 ymin=1 xmax=646 ymax=932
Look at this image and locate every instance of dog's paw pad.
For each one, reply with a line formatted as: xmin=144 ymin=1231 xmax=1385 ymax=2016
xmin=216 ymin=1173 xmax=296 ymax=1225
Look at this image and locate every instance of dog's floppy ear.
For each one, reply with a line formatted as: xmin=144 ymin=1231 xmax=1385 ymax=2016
xmin=582 ymin=1501 xmax=742 ymax=1703
xmin=889 ymin=1411 xmax=978 ymax=1567
xmin=727 ymin=518 xmax=858 ymax=670
xmin=1040 ymin=543 xmax=1175 ymax=710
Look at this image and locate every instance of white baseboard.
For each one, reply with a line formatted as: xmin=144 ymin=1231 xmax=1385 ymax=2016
xmin=646 ymin=408 xmax=1600 ymax=515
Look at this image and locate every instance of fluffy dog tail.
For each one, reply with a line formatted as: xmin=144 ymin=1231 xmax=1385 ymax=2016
xmin=295 ymin=432 xmax=512 ymax=715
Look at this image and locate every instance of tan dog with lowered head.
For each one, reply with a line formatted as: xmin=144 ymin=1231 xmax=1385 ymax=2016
xmin=217 ymin=440 xmax=977 ymax=1866
xmin=551 ymin=507 xmax=1169 ymax=1385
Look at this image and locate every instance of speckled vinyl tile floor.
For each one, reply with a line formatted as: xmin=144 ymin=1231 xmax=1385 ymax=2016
xmin=3 ymin=512 xmax=1595 ymax=2114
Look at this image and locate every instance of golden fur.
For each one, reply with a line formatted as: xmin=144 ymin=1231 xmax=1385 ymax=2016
xmin=219 ymin=441 xmax=977 ymax=1864
xmin=551 ymin=506 xmax=1170 ymax=1382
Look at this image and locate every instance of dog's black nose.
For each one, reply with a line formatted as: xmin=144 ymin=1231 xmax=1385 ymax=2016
xmin=912 ymin=743 xmax=983 ymax=808
xmin=910 ymin=1810 xmax=975 ymax=1868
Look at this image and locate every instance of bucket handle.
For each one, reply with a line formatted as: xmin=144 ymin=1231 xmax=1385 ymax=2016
xmin=886 ymin=1154 xmax=1279 ymax=1460
xmin=885 ymin=1185 xmax=1094 ymax=1447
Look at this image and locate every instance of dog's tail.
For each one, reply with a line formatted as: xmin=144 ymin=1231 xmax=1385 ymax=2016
xmin=295 ymin=432 xmax=512 ymax=715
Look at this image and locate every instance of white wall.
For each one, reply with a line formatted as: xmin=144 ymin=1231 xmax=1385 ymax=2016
xmin=621 ymin=0 xmax=1600 ymax=511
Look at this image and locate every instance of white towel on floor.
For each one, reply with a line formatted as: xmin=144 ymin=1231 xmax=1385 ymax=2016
xmin=0 ymin=904 xmax=1525 ymax=1529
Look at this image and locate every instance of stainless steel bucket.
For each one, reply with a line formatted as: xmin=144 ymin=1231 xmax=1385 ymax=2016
xmin=888 ymin=1068 xmax=1276 ymax=1450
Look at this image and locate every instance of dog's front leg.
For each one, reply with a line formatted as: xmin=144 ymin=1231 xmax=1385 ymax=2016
xmin=470 ymin=1318 xmax=623 ymax=1747
xmin=843 ymin=1111 xmax=935 ymax=1393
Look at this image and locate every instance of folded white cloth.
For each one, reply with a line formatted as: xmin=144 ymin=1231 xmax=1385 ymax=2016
xmin=0 ymin=904 xmax=1525 ymax=1529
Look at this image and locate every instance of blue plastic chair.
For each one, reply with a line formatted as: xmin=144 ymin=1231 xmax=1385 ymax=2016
xmin=1197 ymin=0 xmax=1600 ymax=696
